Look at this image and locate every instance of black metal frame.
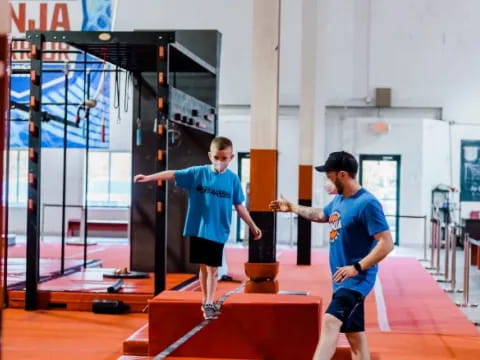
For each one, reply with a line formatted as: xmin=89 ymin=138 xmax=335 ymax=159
xmin=154 ymin=46 xmax=169 ymax=293
xmin=25 ymin=33 xmax=44 ymax=310
xmin=20 ymin=30 xmax=220 ymax=309
xmin=3 ymin=39 xmax=13 ymax=307
xmin=1 ymin=32 xmax=11 ymax=311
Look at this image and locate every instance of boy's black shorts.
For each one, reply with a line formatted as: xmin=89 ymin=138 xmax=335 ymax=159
xmin=325 ymin=288 xmax=365 ymax=333
xmin=190 ymin=236 xmax=225 ymax=267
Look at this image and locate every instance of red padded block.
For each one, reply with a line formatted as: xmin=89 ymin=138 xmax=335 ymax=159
xmin=148 ymin=291 xmax=322 ymax=360
xmin=124 ymin=323 xmax=149 ymax=356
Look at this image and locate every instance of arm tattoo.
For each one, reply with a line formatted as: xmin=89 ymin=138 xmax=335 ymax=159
xmin=295 ymin=205 xmax=324 ymax=222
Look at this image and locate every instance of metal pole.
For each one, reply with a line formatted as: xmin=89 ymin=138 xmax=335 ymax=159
xmin=433 ymin=222 xmax=443 ymax=276
xmin=419 ymin=215 xmax=428 ymax=262
xmin=60 ymin=62 xmax=68 ymax=275
xmin=457 ymin=233 xmax=478 ymax=308
xmin=25 ymin=33 xmax=44 ymax=310
xmin=3 ymin=37 xmax=13 ymax=307
xmin=429 ymin=220 xmax=437 ymax=270
xmin=438 ymin=223 xmax=451 ymax=283
xmin=83 ymin=70 xmax=91 ymax=268
xmin=446 ymin=225 xmax=460 ymax=293
xmin=289 ymin=213 xmax=294 ymax=248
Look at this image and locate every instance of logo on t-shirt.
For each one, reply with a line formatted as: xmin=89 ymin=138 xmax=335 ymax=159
xmin=328 ymin=211 xmax=342 ymax=243
xmin=195 ymin=185 xmax=232 ymax=199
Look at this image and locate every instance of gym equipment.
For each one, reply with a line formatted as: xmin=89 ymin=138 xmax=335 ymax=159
xmin=103 ymin=268 xmax=149 ymax=279
xmin=92 ymin=299 xmax=129 ymax=314
xmin=20 ymin=30 xmax=221 ymax=310
xmin=432 ymin=185 xmax=456 ymax=226
xmin=107 ymin=279 xmax=124 ymax=293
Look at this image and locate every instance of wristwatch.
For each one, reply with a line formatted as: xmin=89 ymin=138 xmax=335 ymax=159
xmin=353 ymin=262 xmax=362 ymax=273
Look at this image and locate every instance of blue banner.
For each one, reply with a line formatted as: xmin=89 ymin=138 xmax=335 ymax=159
xmin=10 ymin=0 xmax=113 ymax=149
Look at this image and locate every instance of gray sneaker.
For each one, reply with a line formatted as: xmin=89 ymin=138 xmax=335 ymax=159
xmin=203 ymin=303 xmax=218 ymax=320
xmin=201 ymin=302 xmax=221 ymax=314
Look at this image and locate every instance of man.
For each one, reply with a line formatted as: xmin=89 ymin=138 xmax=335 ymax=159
xmin=270 ymin=151 xmax=394 ymax=360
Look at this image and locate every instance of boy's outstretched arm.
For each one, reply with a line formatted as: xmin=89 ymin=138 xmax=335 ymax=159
xmin=234 ymin=204 xmax=262 ymax=240
xmin=134 ymin=170 xmax=175 ymax=183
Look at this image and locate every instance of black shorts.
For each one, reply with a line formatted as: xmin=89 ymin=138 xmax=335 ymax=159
xmin=189 ymin=236 xmax=225 ymax=267
xmin=325 ymin=288 xmax=365 ymax=333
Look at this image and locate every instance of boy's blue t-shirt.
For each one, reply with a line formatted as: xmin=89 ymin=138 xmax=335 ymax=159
xmin=323 ymin=188 xmax=389 ymax=297
xmin=175 ymin=165 xmax=245 ymax=244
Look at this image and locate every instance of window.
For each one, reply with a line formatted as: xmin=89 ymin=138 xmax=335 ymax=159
xmin=236 ymin=152 xmax=250 ymax=242
xmin=7 ymin=150 xmax=28 ymax=205
xmin=87 ymin=151 xmax=131 ymax=207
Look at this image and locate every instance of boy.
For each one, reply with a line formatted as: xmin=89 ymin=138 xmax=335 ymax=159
xmin=134 ymin=136 xmax=262 ymax=320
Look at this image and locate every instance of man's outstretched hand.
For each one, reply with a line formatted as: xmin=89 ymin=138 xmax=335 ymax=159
xmin=269 ymin=194 xmax=294 ymax=213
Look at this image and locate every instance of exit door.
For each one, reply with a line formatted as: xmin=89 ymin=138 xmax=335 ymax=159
xmin=359 ymin=155 xmax=401 ymax=245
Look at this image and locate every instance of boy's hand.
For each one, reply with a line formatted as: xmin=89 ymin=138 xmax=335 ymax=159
xmin=269 ymin=194 xmax=293 ymax=212
xmin=134 ymin=174 xmax=149 ymax=183
xmin=251 ymin=225 xmax=262 ymax=240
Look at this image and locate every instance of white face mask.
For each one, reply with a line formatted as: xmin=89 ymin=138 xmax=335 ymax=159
xmin=213 ymin=160 xmax=229 ymax=173
xmin=324 ymin=178 xmax=337 ymax=195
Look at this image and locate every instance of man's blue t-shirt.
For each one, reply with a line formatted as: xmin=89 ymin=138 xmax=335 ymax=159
xmin=175 ymin=165 xmax=245 ymax=244
xmin=323 ymin=188 xmax=389 ymax=297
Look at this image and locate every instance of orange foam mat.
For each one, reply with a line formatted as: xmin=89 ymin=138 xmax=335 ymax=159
xmin=124 ymin=323 xmax=149 ymax=356
xmin=6 ymin=257 xmax=97 ymax=287
xmin=148 ymin=291 xmax=322 ymax=360
xmin=338 ymin=331 xmax=480 ymax=359
xmin=223 ymin=249 xmax=381 ymax=333
xmin=378 ymin=257 xmax=479 ymax=335
xmin=3 ymin=309 xmax=147 ymax=360
xmin=8 ymin=270 xmax=195 ymax=311
xmin=118 ymin=357 xmax=255 ymax=360
xmin=226 ymin=248 xmax=478 ymax=335
xmin=166 ymin=358 xmax=258 ymax=360
xmin=8 ymin=243 xmax=130 ymax=268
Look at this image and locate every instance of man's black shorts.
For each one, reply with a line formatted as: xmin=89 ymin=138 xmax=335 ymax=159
xmin=190 ymin=236 xmax=225 ymax=267
xmin=325 ymin=288 xmax=365 ymax=333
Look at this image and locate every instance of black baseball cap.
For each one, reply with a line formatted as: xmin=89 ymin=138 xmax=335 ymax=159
xmin=315 ymin=151 xmax=358 ymax=174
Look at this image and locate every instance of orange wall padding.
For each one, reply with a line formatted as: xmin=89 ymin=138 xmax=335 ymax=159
xmin=298 ymin=165 xmax=313 ymax=201
xmin=249 ymin=149 xmax=277 ymax=212
xmin=148 ymin=291 xmax=322 ymax=359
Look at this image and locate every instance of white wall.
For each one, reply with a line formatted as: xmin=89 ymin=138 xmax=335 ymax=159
xmin=421 ymin=119 xmax=451 ymax=218
xmin=113 ymin=0 xmax=301 ymax=106
xmin=114 ymin=0 xmax=480 ymax=123
xmin=324 ymin=108 xmax=434 ymax=246
xmin=320 ymin=0 xmax=480 ymax=123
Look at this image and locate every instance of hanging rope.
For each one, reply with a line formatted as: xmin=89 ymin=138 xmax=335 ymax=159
xmin=75 ymin=48 xmax=108 ymax=132
xmin=100 ymin=48 xmax=108 ymax=143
